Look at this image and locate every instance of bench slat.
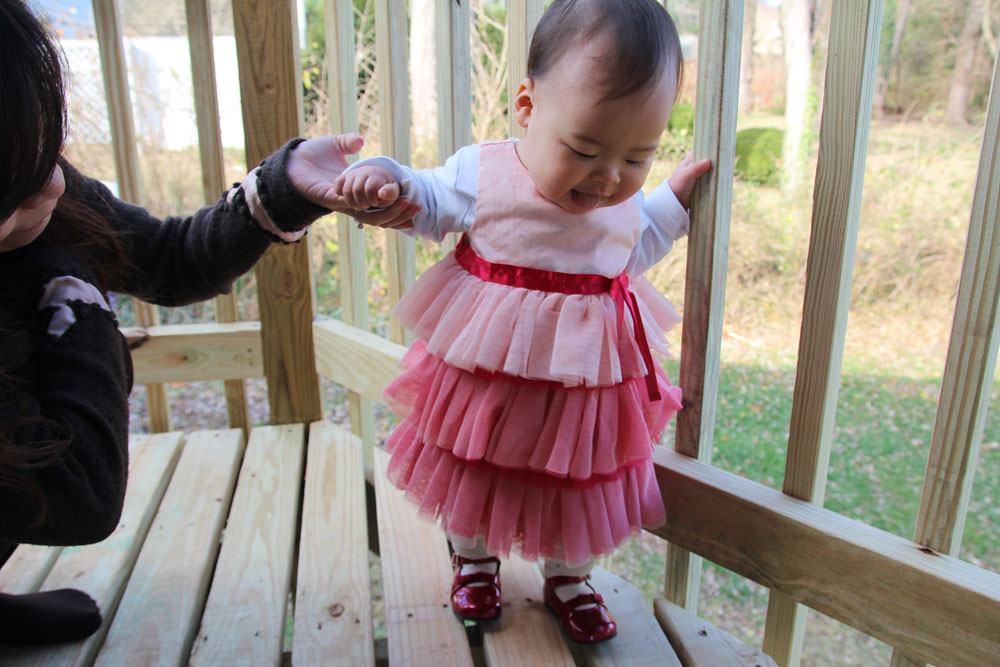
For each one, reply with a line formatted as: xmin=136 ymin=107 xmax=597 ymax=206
xmin=374 ymin=447 xmax=474 ymax=667
xmin=292 ymin=421 xmax=374 ymax=666
xmin=580 ymin=567 xmax=683 ymax=667
xmin=655 ymin=598 xmax=776 ymax=666
xmin=481 ymin=556 xmax=575 ymax=666
xmin=96 ymin=428 xmax=245 ymax=666
xmin=0 ymin=544 xmax=62 ymax=595
xmin=2 ymin=432 xmax=184 ymax=666
xmin=189 ymin=424 xmax=305 ymax=666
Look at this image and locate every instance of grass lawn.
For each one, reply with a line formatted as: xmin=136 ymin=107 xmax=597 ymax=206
xmin=607 ymin=346 xmax=1000 ymax=665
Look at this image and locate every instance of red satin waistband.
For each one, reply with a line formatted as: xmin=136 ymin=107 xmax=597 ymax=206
xmin=453 ymin=235 xmax=661 ymax=401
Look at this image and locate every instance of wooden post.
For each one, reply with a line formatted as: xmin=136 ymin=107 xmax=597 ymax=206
xmin=435 ymin=0 xmax=472 ymax=256
xmin=761 ymin=2 xmax=883 ymax=665
xmin=376 ymin=0 xmax=415 ymax=346
xmin=326 ymin=0 xmax=377 ymax=463
xmin=185 ymin=0 xmax=251 ymax=435
xmin=889 ymin=44 xmax=1000 ymax=667
xmin=92 ymin=0 xmax=172 ymax=433
xmin=666 ymin=0 xmax=743 ymax=613
xmin=506 ymin=0 xmax=543 ymax=139
xmin=232 ymin=0 xmax=321 ymax=425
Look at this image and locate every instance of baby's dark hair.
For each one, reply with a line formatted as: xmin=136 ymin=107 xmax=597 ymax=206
xmin=527 ymin=0 xmax=683 ymax=101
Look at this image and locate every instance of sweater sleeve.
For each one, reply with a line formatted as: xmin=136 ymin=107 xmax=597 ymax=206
xmin=345 ymin=144 xmax=480 ymax=242
xmin=626 ymin=179 xmax=691 ymax=275
xmin=0 ymin=299 xmax=131 ymax=546
xmin=61 ymin=139 xmax=328 ymax=307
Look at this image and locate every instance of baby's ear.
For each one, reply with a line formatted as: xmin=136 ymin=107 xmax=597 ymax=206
xmin=514 ymin=77 xmax=536 ymax=129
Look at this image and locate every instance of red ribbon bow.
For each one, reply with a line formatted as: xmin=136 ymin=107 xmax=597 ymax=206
xmin=454 ymin=235 xmax=661 ymax=401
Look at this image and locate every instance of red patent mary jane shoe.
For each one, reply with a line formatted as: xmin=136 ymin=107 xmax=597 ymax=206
xmin=451 ymin=554 xmax=502 ymax=620
xmin=544 ymin=575 xmax=618 ymax=644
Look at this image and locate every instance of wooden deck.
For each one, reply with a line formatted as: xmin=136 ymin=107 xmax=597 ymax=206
xmin=0 ymin=422 xmax=771 ymax=666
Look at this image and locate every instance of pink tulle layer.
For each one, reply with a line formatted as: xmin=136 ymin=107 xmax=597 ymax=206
xmin=392 ymin=255 xmax=681 ymax=388
xmin=385 ymin=340 xmax=681 ymax=478
xmin=383 ymin=342 xmax=680 ymax=566
xmin=385 ymin=427 xmax=667 ymax=567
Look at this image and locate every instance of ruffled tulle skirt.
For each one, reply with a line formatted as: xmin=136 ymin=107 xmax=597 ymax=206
xmin=383 ymin=340 xmax=682 ymax=567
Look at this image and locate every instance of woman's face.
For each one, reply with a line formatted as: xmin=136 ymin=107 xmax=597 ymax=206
xmin=0 ymin=164 xmax=64 ymax=252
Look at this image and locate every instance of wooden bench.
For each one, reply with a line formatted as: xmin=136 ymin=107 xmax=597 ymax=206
xmin=0 ymin=422 xmax=774 ymax=666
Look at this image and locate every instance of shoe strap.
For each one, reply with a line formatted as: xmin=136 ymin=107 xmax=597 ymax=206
xmin=545 ymin=574 xmax=591 ymax=587
xmin=452 ymin=553 xmax=501 ymax=567
xmin=562 ymin=592 xmax=606 ymax=610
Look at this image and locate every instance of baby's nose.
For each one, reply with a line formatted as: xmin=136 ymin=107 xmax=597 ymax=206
xmin=592 ymin=165 xmax=620 ymax=185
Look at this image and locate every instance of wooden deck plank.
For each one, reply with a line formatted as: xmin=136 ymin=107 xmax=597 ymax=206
xmin=0 ymin=544 xmax=62 ymax=595
xmin=480 ymin=556 xmax=575 ymax=666
xmin=95 ymin=429 xmax=246 ymax=666
xmin=1 ymin=432 xmax=185 ymax=666
xmin=189 ymin=424 xmax=305 ymax=666
xmin=655 ymin=598 xmax=776 ymax=666
xmin=578 ymin=567 xmax=681 ymax=667
xmin=292 ymin=421 xmax=374 ymax=666
xmin=374 ymin=447 xmax=474 ymax=667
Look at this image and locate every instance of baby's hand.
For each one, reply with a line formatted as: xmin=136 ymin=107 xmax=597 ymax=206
xmin=334 ymin=165 xmax=401 ymax=211
xmin=668 ymin=151 xmax=712 ymax=209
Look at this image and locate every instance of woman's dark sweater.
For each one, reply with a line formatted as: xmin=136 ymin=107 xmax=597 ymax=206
xmin=0 ymin=140 xmax=328 ymax=559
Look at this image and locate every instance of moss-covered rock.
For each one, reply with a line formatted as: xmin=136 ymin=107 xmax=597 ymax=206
xmin=735 ymin=127 xmax=783 ymax=186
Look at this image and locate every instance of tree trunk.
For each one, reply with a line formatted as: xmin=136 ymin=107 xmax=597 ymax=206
xmin=739 ymin=0 xmax=757 ymax=114
xmin=409 ymin=0 xmax=437 ymax=160
xmin=944 ymin=0 xmax=983 ymax=127
xmin=781 ymin=0 xmax=812 ymax=189
xmin=873 ymin=0 xmax=912 ymax=117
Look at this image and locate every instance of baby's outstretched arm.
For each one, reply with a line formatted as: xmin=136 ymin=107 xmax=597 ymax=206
xmin=667 ymin=151 xmax=712 ymax=209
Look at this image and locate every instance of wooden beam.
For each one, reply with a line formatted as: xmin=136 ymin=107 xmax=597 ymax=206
xmin=374 ymin=448 xmax=474 ymax=666
xmin=326 ymin=0 xmax=377 ymax=459
xmin=293 ymin=422 xmax=374 ymax=665
xmin=480 ymin=557 xmax=575 ymax=666
xmin=98 ymin=429 xmax=245 ymax=666
xmin=185 ymin=0 xmax=252 ymax=434
xmin=669 ymin=0 xmax=743 ymax=613
xmin=123 ymin=322 xmax=263 ymax=385
xmin=191 ymin=424 xmax=305 ymax=665
xmin=233 ymin=0 xmax=321 ymax=424
xmin=582 ymin=568 xmax=682 ymax=667
xmin=652 ymin=449 xmax=1000 ymax=667
xmin=435 ymin=0 xmax=472 ymax=256
xmin=376 ymin=0 xmax=415 ymax=345
xmin=891 ymin=31 xmax=1000 ymax=667
xmin=93 ymin=0 xmax=172 ymax=432
xmin=505 ymin=0 xmax=543 ymax=139
xmin=655 ymin=598 xmax=776 ymax=666
xmin=3 ymin=433 xmax=185 ymax=666
xmin=764 ymin=2 xmax=883 ymax=663
xmin=313 ymin=319 xmax=407 ymax=402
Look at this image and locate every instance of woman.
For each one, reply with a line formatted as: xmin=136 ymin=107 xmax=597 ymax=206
xmin=0 ymin=0 xmax=413 ymax=645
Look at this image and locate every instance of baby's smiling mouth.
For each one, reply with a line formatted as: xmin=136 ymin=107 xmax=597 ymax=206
xmin=570 ymin=189 xmax=603 ymax=209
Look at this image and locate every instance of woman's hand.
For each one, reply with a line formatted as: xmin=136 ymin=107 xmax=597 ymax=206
xmin=286 ymin=134 xmax=418 ymax=228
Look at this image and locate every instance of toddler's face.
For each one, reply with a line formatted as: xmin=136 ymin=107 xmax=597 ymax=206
xmin=515 ymin=38 xmax=675 ymax=214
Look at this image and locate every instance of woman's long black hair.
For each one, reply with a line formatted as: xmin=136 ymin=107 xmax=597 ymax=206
xmin=0 ymin=0 xmax=130 ymax=522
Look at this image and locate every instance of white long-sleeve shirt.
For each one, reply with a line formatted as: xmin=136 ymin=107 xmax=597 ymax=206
xmin=347 ymin=140 xmax=690 ymax=275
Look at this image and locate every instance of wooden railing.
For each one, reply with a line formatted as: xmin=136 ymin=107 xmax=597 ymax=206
xmin=83 ymin=1 xmax=1000 ymax=665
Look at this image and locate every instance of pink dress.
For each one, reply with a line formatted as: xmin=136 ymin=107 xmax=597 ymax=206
xmin=383 ymin=140 xmax=683 ymax=567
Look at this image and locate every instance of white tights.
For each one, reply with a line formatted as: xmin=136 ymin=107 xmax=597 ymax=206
xmin=448 ymin=534 xmax=596 ymax=607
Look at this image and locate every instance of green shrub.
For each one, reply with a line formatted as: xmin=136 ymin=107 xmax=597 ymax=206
xmin=668 ymin=103 xmax=695 ymax=135
xmin=735 ymin=127 xmax=783 ymax=186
